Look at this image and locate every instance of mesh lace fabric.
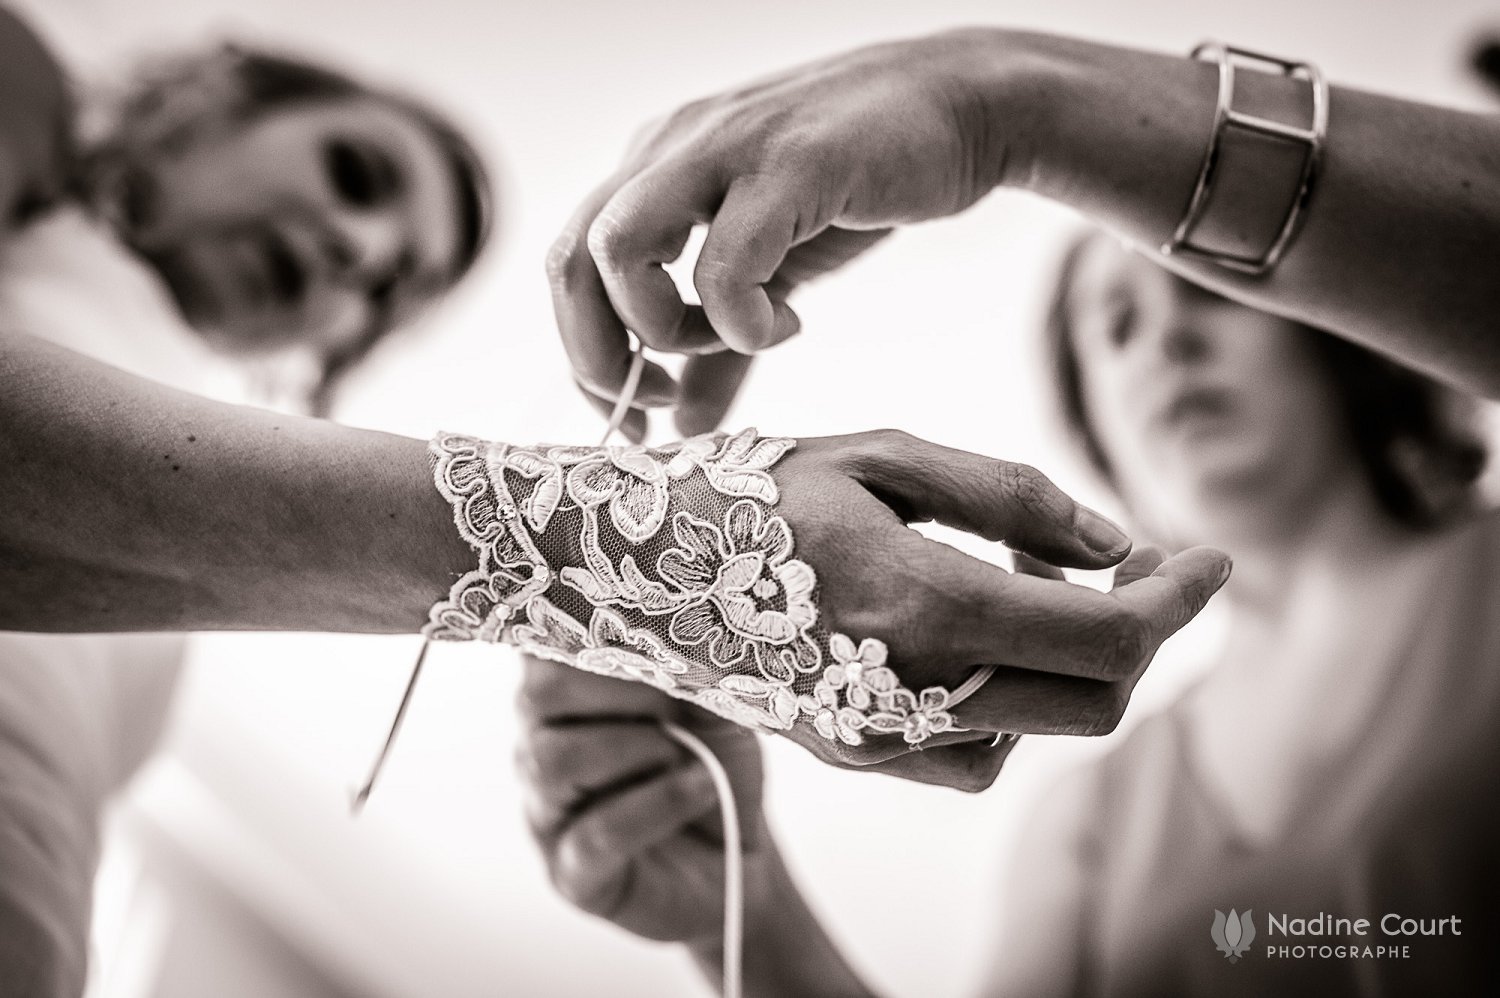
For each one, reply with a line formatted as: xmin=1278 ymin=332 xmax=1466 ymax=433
xmin=423 ymin=427 xmax=977 ymax=747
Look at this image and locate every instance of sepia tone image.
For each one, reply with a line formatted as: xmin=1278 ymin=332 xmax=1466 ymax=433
xmin=1 ymin=0 xmax=1497 ymax=995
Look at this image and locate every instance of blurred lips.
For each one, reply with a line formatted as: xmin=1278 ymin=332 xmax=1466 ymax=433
xmin=161 ymin=228 xmax=311 ymax=320
xmin=214 ymin=228 xmax=308 ymax=316
xmin=142 ymin=227 xmax=318 ymax=353
xmin=1153 ymin=384 xmax=1236 ymax=434
xmin=257 ymin=229 xmax=308 ymax=307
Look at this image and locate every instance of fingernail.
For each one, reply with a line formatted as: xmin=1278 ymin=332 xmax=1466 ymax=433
xmin=1077 ymin=508 xmax=1131 ymax=556
xmin=1217 ymin=557 xmax=1234 ymax=587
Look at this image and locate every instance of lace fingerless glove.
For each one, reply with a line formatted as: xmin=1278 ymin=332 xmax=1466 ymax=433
xmin=424 ymin=428 xmax=972 ymax=747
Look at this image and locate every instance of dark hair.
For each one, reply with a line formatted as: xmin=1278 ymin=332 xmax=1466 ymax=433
xmin=104 ymin=45 xmax=495 ymax=416
xmin=1045 ymin=233 xmax=1486 ymax=531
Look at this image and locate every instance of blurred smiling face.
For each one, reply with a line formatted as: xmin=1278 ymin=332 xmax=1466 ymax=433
xmin=1064 ymin=236 xmax=1353 ymax=544
xmin=123 ymin=96 xmax=463 ymax=358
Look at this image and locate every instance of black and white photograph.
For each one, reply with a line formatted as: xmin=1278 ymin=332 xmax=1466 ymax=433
xmin=1 ymin=0 xmax=1497 ymax=995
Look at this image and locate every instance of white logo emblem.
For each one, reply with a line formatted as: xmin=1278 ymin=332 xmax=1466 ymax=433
xmin=1212 ymin=909 xmax=1256 ymax=962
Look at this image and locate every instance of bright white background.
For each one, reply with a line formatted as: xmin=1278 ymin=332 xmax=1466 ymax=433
xmin=23 ymin=1 xmax=1496 ymax=995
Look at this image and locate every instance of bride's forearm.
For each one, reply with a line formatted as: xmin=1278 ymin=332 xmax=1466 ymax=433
xmin=689 ymin=842 xmax=879 ymax=998
xmin=973 ymin=29 xmax=1500 ymax=396
xmin=0 ymin=329 xmax=471 ymax=632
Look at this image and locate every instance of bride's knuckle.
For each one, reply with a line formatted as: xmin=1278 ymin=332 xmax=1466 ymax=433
xmin=996 ymin=461 xmax=1054 ymax=516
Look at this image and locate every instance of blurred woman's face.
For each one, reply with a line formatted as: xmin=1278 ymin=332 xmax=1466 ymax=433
xmin=1066 ymin=236 xmax=1353 ymax=545
xmin=123 ymin=95 xmax=463 ymax=358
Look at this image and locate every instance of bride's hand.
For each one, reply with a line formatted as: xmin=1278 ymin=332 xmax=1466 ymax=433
xmin=474 ymin=429 xmax=1229 ymax=784
xmin=761 ymin=431 xmax=1230 ymax=769
xmin=516 ymin=657 xmax=767 ymax=945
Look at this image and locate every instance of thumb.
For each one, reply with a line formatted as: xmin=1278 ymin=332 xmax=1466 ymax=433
xmin=848 ymin=431 xmax=1133 ymax=569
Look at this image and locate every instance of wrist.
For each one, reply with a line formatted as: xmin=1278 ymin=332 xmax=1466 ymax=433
xmin=687 ymin=836 xmax=875 ymax=998
xmin=919 ymin=29 xmax=1190 ymax=204
xmin=924 ymin=28 xmax=1090 ymax=198
xmin=918 ymin=27 xmax=1045 ymax=199
xmin=974 ymin=31 xmax=1217 ymax=225
xmin=687 ymin=829 xmax=788 ymax=952
xmin=971 ymin=29 xmax=1319 ymax=261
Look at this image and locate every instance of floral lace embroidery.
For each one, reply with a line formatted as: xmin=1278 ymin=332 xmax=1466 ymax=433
xmin=425 ymin=428 xmax=971 ymax=747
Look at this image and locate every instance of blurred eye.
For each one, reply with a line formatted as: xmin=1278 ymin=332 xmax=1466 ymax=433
xmin=323 ymin=138 xmax=402 ymax=209
xmin=1107 ymin=303 xmax=1138 ymax=348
